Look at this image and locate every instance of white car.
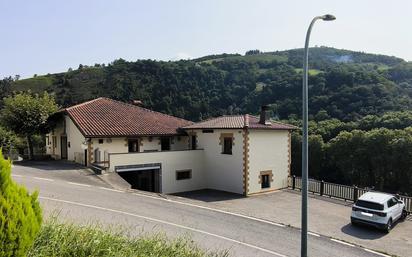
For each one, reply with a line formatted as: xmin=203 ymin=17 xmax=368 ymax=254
xmin=351 ymin=192 xmax=407 ymax=232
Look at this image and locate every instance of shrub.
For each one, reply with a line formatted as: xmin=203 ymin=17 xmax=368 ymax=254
xmin=0 ymin=152 xmax=42 ymax=257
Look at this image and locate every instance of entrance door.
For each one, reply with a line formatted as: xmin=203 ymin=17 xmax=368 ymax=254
xmin=61 ymin=136 xmax=68 ymax=159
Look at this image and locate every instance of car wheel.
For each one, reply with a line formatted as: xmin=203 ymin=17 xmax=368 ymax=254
xmin=385 ymin=219 xmax=392 ymax=233
xmin=401 ymin=209 xmax=408 ymax=220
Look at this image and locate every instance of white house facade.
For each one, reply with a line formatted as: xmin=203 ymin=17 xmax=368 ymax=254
xmin=46 ymin=98 xmax=295 ymax=196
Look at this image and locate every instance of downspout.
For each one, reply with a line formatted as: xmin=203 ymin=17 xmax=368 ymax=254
xmin=242 ymin=114 xmax=250 ymax=196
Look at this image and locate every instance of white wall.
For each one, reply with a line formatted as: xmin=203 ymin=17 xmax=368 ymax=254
xmin=140 ymin=137 xmax=160 ymax=152
xmin=171 ymin=136 xmax=189 ymax=151
xmin=46 ymin=120 xmax=64 ymax=159
xmin=65 ymin=116 xmax=85 ymax=163
xmin=91 ymin=138 xmax=128 ymax=162
xmin=193 ymin=129 xmax=244 ymax=194
xmin=109 ymin=150 xmax=205 ymax=194
xmin=247 ymin=130 xmax=290 ymax=194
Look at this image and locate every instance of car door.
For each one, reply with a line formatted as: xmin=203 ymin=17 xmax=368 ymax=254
xmin=394 ymin=198 xmax=404 ymax=219
xmin=387 ymin=198 xmax=397 ymax=221
xmin=388 ymin=197 xmax=401 ymax=220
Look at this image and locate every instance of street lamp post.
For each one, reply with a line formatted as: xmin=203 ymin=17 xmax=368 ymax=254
xmin=301 ymin=14 xmax=335 ymax=257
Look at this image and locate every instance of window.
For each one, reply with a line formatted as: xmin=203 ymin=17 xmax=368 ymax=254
xmin=202 ymin=129 xmax=214 ymax=133
xmin=261 ymin=174 xmax=270 ymax=189
xmin=46 ymin=136 xmax=50 ymax=145
xmin=222 ymin=137 xmax=233 ymax=154
xmin=128 ymin=139 xmax=139 ymax=153
xmin=355 ymin=200 xmax=384 ymax=211
xmin=387 ymin=197 xmax=398 ymax=208
xmin=176 ymin=170 xmax=192 ymax=180
xmin=161 ymin=137 xmax=171 ymax=151
xmin=98 ymin=139 xmax=104 ymax=144
xmin=191 ymin=135 xmax=197 ymax=150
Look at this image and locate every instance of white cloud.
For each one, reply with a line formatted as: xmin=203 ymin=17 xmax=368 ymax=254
xmin=172 ymin=52 xmax=193 ymax=61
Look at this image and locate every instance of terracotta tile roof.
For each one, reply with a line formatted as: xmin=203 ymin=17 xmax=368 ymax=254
xmin=183 ymin=115 xmax=296 ymax=130
xmin=64 ymin=98 xmax=193 ymax=137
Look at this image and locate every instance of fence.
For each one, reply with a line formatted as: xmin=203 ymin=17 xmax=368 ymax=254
xmin=289 ymin=176 xmax=412 ymax=213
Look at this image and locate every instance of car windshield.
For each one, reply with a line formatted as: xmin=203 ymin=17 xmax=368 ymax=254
xmin=355 ymin=200 xmax=384 ymax=210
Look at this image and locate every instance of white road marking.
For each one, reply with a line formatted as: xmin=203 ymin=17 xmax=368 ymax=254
xmin=132 ymin=193 xmax=286 ymax=228
xmin=308 ymin=232 xmax=320 ymax=237
xmin=67 ymin=182 xmax=91 ymax=187
xmin=33 ymin=177 xmax=54 ymax=182
xmin=11 ymin=174 xmax=23 ymax=177
xmin=98 ymin=187 xmax=124 ymax=193
xmin=364 ymin=248 xmax=392 ymax=257
xmin=39 ymin=196 xmax=288 ymax=257
xmin=331 ymin=238 xmax=355 ymax=247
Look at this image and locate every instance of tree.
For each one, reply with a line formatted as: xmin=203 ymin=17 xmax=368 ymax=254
xmin=1 ymin=92 xmax=59 ymax=160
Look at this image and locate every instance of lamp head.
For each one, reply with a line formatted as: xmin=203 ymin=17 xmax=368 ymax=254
xmin=321 ymin=14 xmax=336 ymax=21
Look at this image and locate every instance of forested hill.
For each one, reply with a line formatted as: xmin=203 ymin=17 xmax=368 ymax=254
xmin=3 ymin=46 xmax=412 ymax=122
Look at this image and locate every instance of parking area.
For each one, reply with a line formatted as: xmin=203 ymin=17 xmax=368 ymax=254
xmin=172 ymin=189 xmax=412 ymax=257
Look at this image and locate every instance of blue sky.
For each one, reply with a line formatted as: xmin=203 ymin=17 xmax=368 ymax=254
xmin=1 ymin=0 xmax=411 ymax=78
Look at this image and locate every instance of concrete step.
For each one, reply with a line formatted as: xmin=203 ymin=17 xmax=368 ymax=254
xmin=90 ymin=164 xmax=104 ymax=175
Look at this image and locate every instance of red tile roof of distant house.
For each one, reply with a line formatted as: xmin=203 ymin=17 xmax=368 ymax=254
xmin=63 ymin=98 xmax=193 ymax=137
xmin=183 ymin=115 xmax=297 ymax=130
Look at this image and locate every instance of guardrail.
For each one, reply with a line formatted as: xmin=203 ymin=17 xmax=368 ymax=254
xmin=289 ymin=176 xmax=412 ymax=213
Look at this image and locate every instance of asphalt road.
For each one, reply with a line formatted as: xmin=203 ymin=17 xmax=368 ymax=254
xmin=11 ymin=163 xmax=390 ymax=257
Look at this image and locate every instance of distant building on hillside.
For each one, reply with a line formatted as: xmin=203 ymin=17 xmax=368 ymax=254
xmin=46 ymin=98 xmax=296 ymax=196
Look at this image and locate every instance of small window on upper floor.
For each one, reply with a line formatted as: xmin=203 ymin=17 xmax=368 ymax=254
xmin=191 ymin=135 xmax=197 ymax=150
xmin=222 ymin=137 xmax=233 ymax=155
xmin=98 ymin=139 xmax=104 ymax=144
xmin=128 ymin=139 xmax=139 ymax=153
xmin=161 ymin=137 xmax=171 ymax=151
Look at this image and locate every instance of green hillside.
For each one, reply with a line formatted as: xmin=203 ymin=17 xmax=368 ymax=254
xmin=3 ymin=46 xmax=412 ymax=122
xmin=2 ymin=46 xmax=412 ymax=195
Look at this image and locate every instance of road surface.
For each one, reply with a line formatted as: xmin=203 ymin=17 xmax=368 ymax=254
xmin=11 ymin=164 xmax=391 ymax=257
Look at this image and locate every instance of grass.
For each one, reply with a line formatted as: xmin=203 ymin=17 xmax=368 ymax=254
xmin=200 ymin=54 xmax=288 ymax=64
xmin=28 ymin=219 xmax=228 ymax=257
xmin=12 ymin=76 xmax=55 ymax=92
xmin=294 ymin=68 xmax=322 ymax=75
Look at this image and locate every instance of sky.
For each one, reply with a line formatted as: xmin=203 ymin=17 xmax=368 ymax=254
xmin=1 ymin=0 xmax=411 ymax=78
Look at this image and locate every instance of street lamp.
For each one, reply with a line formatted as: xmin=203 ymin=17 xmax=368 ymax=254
xmin=301 ymin=14 xmax=335 ymax=257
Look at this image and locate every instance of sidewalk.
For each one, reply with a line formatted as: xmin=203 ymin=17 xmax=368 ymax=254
xmin=171 ymin=189 xmax=412 ymax=257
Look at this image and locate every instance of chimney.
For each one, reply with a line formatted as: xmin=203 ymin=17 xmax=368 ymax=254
xmin=131 ymin=100 xmax=143 ymax=106
xmin=259 ymin=105 xmax=271 ymax=125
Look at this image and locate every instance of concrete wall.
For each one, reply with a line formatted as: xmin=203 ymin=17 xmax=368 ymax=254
xmin=46 ymin=115 xmax=85 ymax=163
xmin=65 ymin=116 xmax=85 ymax=163
xmin=192 ymin=129 xmax=244 ymax=194
xmin=46 ymin=119 xmax=65 ymax=159
xmin=109 ymin=149 xmax=205 ymax=194
xmin=140 ymin=137 xmax=160 ymax=152
xmin=247 ymin=130 xmax=290 ymax=194
xmin=92 ymin=136 xmax=190 ymax=159
xmin=91 ymin=138 xmax=128 ymax=162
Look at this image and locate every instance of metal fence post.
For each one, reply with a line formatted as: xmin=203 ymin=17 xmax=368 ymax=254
xmin=320 ymin=180 xmax=324 ymax=196
xmin=353 ymin=186 xmax=358 ymax=202
xmin=292 ymin=175 xmax=296 ymax=190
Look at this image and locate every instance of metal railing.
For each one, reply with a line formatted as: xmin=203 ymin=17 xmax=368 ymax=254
xmin=289 ymin=176 xmax=412 ymax=213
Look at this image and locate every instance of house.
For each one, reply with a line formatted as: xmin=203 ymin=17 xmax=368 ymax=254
xmin=46 ymin=97 xmax=296 ymax=195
